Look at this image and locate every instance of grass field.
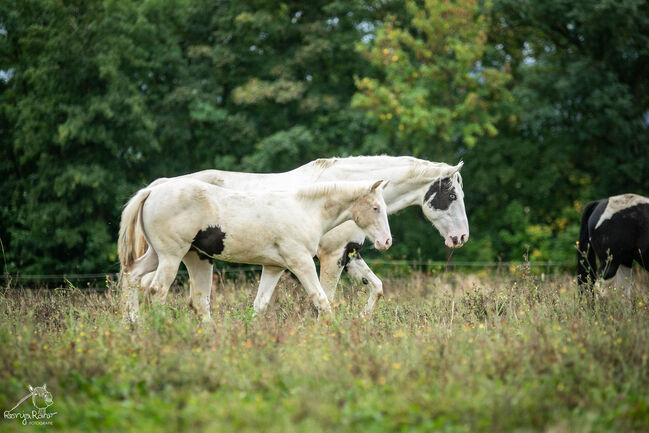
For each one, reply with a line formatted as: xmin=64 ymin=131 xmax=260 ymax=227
xmin=1 ymin=267 xmax=648 ymax=432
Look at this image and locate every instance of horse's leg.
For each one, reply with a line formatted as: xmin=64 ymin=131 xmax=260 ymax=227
xmin=317 ymin=222 xmax=366 ymax=301
xmin=149 ymin=254 xmax=184 ymax=304
xmin=614 ymin=265 xmax=633 ymax=296
xmin=344 ymin=257 xmax=384 ymax=315
xmin=253 ymin=266 xmax=285 ymax=315
xmin=184 ymin=250 xmax=214 ymax=321
xmin=287 ymin=254 xmax=332 ymax=315
xmin=122 ymin=247 xmax=158 ymax=322
xmin=318 ymin=251 xmax=345 ymax=301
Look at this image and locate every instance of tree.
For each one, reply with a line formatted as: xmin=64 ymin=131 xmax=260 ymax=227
xmin=353 ymin=0 xmax=514 ymax=159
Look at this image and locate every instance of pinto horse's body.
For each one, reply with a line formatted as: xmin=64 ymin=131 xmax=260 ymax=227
xmin=122 ymin=155 xmax=469 ymax=315
xmin=577 ymin=193 xmax=649 ymax=294
xmin=120 ymin=178 xmax=391 ymax=321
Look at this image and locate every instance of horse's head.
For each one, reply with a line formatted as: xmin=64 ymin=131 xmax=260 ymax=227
xmin=351 ymin=180 xmax=392 ymax=251
xmin=420 ymin=162 xmax=469 ymax=248
xmin=29 ymin=384 xmax=53 ymax=409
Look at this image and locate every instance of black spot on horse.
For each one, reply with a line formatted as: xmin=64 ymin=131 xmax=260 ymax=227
xmin=191 ymin=225 xmax=226 ymax=262
xmin=424 ymin=177 xmax=456 ymax=210
xmin=340 ymin=242 xmax=364 ymax=269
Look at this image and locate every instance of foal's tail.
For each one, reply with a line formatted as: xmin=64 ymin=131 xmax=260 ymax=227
xmin=576 ymin=200 xmax=599 ymax=287
xmin=118 ymin=188 xmax=152 ymax=271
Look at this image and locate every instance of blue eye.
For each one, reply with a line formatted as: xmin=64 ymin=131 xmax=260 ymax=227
xmin=449 ymin=193 xmax=456 ymax=200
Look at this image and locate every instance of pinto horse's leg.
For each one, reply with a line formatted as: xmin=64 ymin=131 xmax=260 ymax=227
xmin=184 ymin=250 xmax=214 ymax=321
xmin=614 ymin=265 xmax=633 ymax=296
xmin=286 ymin=254 xmax=333 ymax=315
xmin=253 ymin=266 xmax=285 ymax=315
xmin=344 ymin=257 xmax=384 ymax=315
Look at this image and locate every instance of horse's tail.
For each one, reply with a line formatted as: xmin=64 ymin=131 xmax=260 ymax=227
xmin=118 ymin=188 xmax=152 ymax=272
xmin=577 ymin=200 xmax=599 ymax=287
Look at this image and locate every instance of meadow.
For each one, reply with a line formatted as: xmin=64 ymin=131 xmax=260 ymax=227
xmin=1 ymin=267 xmax=648 ymax=432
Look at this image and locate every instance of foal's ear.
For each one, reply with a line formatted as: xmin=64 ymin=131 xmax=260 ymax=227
xmin=370 ymin=180 xmax=384 ymax=192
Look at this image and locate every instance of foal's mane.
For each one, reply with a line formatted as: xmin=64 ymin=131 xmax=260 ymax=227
xmin=295 ymin=181 xmax=369 ymax=202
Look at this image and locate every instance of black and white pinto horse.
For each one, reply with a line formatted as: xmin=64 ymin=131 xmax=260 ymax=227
xmin=577 ymin=193 xmax=649 ymax=295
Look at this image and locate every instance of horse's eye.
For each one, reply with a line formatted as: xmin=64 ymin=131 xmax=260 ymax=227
xmin=449 ymin=193 xmax=456 ymax=200
xmin=373 ymin=206 xmax=379 ymax=212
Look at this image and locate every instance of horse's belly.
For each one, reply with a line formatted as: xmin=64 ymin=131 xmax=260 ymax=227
xmin=193 ymin=227 xmax=285 ymax=266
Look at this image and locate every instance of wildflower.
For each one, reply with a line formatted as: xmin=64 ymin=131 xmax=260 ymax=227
xmin=391 ymin=55 xmax=399 ymax=62
xmin=392 ymin=362 xmax=402 ymax=370
xmin=197 ymin=328 xmax=203 ymax=334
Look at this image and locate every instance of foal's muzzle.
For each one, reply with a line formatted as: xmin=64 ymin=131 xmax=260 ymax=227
xmin=375 ymin=237 xmax=392 ymax=251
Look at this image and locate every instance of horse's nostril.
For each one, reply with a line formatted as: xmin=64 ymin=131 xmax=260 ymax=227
xmin=451 ymin=236 xmax=459 ymax=246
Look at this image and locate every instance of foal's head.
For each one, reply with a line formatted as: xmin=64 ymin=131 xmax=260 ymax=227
xmin=420 ymin=162 xmax=469 ymax=248
xmin=351 ymin=180 xmax=392 ymax=250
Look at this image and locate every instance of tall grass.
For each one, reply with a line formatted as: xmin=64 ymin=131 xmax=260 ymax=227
xmin=1 ymin=269 xmax=648 ymax=432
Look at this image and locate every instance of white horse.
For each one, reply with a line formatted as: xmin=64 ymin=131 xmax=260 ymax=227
xmin=119 ymin=178 xmax=391 ymax=321
xmin=122 ymin=155 xmax=468 ymax=315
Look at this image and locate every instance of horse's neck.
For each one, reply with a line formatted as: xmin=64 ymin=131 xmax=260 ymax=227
xmin=300 ymin=188 xmax=362 ymax=236
xmin=300 ymin=157 xmax=445 ymax=212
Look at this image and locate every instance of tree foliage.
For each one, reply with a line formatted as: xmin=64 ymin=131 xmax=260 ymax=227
xmin=1 ymin=0 xmax=647 ymax=274
xmin=353 ymin=0 xmax=514 ymax=157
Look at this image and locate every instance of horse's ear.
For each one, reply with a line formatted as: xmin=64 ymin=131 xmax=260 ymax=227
xmin=443 ymin=161 xmax=463 ymax=178
xmin=381 ymin=180 xmax=390 ymax=190
xmin=43 ymin=384 xmax=47 ymax=390
xmin=450 ymin=161 xmax=463 ymax=175
xmin=29 ymin=385 xmax=34 ymax=392
xmin=370 ymin=180 xmax=383 ymax=192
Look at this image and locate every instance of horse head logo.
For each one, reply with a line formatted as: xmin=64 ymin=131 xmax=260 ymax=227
xmin=29 ymin=384 xmax=53 ymax=410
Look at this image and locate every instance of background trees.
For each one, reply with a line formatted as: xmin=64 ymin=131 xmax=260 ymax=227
xmin=1 ymin=0 xmax=647 ymax=274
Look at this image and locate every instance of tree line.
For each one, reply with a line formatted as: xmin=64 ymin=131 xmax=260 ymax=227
xmin=1 ymin=0 xmax=648 ymax=274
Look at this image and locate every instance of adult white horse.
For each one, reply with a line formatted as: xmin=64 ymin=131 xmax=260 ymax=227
xmin=119 ymin=178 xmax=391 ymax=321
xmin=122 ymin=155 xmax=469 ymax=315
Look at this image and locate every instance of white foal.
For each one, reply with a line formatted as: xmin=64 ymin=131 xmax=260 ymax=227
xmin=119 ymin=179 xmax=391 ymax=321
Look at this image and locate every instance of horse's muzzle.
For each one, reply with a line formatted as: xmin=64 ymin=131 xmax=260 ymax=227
xmin=445 ymin=233 xmax=468 ymax=248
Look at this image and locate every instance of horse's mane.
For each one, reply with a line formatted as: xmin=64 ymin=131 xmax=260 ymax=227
xmin=295 ymin=181 xmax=368 ymax=202
xmin=303 ymin=155 xmax=453 ymax=182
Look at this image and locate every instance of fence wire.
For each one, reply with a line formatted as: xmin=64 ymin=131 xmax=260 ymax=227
xmin=0 ymin=259 xmax=573 ymax=283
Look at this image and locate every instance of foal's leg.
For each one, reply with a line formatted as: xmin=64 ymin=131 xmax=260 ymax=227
xmin=287 ymin=254 xmax=333 ymax=315
xmin=149 ymin=255 xmax=184 ymax=304
xmin=318 ymin=251 xmax=345 ymax=301
xmin=317 ymin=222 xmax=367 ymax=301
xmin=122 ymin=247 xmax=158 ymax=322
xmin=184 ymin=250 xmax=214 ymax=321
xmin=253 ymin=266 xmax=285 ymax=315
xmin=344 ymin=258 xmax=384 ymax=315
